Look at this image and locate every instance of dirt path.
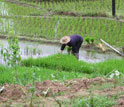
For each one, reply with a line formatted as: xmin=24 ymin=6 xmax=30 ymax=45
xmin=0 ymin=77 xmax=124 ymax=106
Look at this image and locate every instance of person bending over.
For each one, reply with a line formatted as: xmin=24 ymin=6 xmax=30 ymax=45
xmin=60 ymin=34 xmax=83 ymax=59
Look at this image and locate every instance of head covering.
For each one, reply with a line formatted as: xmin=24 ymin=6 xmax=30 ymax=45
xmin=60 ymin=36 xmax=71 ymax=44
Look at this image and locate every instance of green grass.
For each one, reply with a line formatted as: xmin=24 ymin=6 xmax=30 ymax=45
xmin=0 ymin=0 xmax=124 ymax=47
xmin=0 ymin=64 xmax=92 ymax=85
xmin=21 ymin=54 xmax=124 ymax=75
xmin=0 ymin=16 xmax=124 ymax=47
xmin=14 ymin=0 xmax=124 ymax=18
xmin=21 ymin=54 xmax=95 ymax=74
xmin=0 ymin=54 xmax=123 ymax=106
xmin=0 ymin=0 xmax=48 ymax=16
xmin=72 ymin=95 xmax=116 ymax=107
xmin=94 ymin=59 xmax=124 ymax=75
xmin=1 ymin=54 xmax=124 ymax=85
xmin=90 ymin=82 xmax=114 ymax=90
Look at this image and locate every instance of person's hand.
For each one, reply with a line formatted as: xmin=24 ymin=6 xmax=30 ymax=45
xmin=60 ymin=50 xmax=63 ymax=54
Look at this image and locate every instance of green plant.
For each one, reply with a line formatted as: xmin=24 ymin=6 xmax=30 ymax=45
xmin=73 ymin=95 xmax=116 ymax=107
xmin=52 ymin=94 xmax=62 ymax=107
xmin=85 ymin=37 xmax=95 ymax=45
xmin=21 ymin=54 xmax=95 ymax=74
xmin=106 ymin=70 xmax=124 ymax=88
xmin=91 ymin=38 xmax=95 ymax=44
xmin=27 ymin=66 xmax=38 ymax=107
xmin=21 ymin=54 xmax=124 ymax=75
xmin=66 ymin=46 xmax=72 ymax=54
xmin=85 ymin=37 xmax=90 ymax=44
xmin=1 ymin=30 xmax=21 ymax=81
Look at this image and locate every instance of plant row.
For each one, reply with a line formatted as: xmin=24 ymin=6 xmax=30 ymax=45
xmin=0 ymin=0 xmax=47 ymax=16
xmin=21 ymin=54 xmax=124 ymax=75
xmin=12 ymin=0 xmax=124 ymax=17
xmin=0 ymin=16 xmax=124 ymax=46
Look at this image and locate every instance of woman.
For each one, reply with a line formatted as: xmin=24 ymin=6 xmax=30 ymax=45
xmin=60 ymin=34 xmax=83 ymax=59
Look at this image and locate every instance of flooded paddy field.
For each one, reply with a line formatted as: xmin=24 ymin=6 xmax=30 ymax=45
xmin=0 ymin=39 xmax=123 ymax=64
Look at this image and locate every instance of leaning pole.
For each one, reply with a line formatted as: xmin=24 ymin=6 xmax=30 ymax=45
xmin=100 ymin=39 xmax=124 ymax=56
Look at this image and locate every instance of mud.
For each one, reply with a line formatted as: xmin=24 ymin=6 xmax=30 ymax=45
xmin=0 ymin=77 xmax=124 ymax=106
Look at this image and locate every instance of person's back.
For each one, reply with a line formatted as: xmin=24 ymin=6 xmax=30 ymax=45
xmin=70 ymin=35 xmax=83 ymax=46
xmin=60 ymin=34 xmax=83 ymax=59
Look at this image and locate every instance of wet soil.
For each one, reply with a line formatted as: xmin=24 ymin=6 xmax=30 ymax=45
xmin=0 ymin=77 xmax=124 ymax=106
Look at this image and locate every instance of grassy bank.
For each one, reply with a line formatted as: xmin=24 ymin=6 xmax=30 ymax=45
xmin=21 ymin=54 xmax=95 ymax=74
xmin=0 ymin=64 xmax=121 ymax=107
xmin=1 ymin=54 xmax=124 ymax=85
xmin=21 ymin=54 xmax=124 ymax=75
xmin=0 ymin=65 xmax=91 ymax=85
xmin=0 ymin=54 xmax=124 ymax=106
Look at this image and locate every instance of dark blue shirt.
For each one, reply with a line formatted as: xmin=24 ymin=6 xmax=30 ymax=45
xmin=61 ymin=34 xmax=83 ymax=53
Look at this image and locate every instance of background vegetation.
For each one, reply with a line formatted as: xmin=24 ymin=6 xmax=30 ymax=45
xmin=21 ymin=54 xmax=124 ymax=75
xmin=0 ymin=0 xmax=124 ymax=47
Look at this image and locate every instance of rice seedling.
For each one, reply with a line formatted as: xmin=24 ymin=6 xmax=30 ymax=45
xmin=21 ymin=54 xmax=124 ymax=75
xmin=1 ymin=16 xmax=123 ymax=47
xmin=21 ymin=54 xmax=95 ymax=74
xmin=0 ymin=0 xmax=48 ymax=16
xmin=0 ymin=1 xmax=124 ymax=106
xmin=13 ymin=0 xmax=124 ymax=18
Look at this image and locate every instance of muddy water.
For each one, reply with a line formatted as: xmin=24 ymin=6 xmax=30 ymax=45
xmin=0 ymin=39 xmax=123 ymax=64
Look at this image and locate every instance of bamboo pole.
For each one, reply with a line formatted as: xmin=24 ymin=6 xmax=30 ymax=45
xmin=100 ymin=39 xmax=124 ymax=56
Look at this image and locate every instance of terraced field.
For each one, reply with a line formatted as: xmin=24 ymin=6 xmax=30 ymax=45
xmin=0 ymin=0 xmax=124 ymax=106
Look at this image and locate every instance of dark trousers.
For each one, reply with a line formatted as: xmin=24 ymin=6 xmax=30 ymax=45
xmin=72 ymin=40 xmax=83 ymax=59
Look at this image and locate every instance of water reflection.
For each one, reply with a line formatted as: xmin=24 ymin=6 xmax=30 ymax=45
xmin=0 ymin=39 xmax=123 ymax=64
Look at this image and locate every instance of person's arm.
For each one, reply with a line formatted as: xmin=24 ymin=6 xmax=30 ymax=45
xmin=60 ymin=44 xmax=66 ymax=53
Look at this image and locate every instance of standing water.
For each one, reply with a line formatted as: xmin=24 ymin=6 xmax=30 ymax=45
xmin=0 ymin=39 xmax=123 ymax=64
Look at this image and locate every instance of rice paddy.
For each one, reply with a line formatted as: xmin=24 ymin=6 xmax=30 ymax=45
xmin=0 ymin=0 xmax=124 ymax=106
xmin=9 ymin=0 xmax=124 ymax=17
xmin=0 ymin=16 xmax=124 ymax=47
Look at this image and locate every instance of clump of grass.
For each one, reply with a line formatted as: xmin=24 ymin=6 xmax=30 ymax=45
xmin=95 ymin=59 xmax=124 ymax=75
xmin=85 ymin=37 xmax=90 ymax=45
xmin=21 ymin=54 xmax=124 ymax=75
xmin=0 ymin=64 xmax=89 ymax=85
xmin=72 ymin=95 xmax=116 ymax=107
xmin=21 ymin=54 xmax=95 ymax=74
xmin=85 ymin=37 xmax=95 ymax=45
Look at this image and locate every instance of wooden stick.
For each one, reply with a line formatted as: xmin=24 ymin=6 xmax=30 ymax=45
xmin=100 ymin=39 xmax=124 ymax=56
